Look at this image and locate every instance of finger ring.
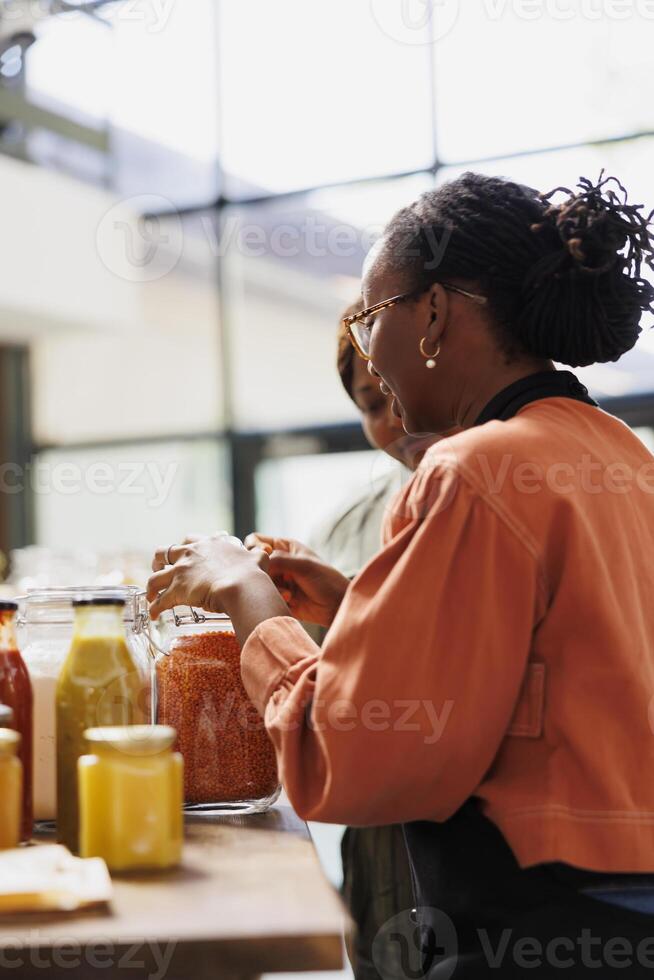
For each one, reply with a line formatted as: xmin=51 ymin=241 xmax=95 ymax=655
xmin=166 ymin=544 xmax=175 ymax=566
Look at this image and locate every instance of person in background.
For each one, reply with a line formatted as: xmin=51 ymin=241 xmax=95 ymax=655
xmin=311 ymin=298 xmax=435 ymax=579
xmin=306 ymin=300 xmax=439 ymax=980
xmin=249 ymin=300 xmax=438 ymax=979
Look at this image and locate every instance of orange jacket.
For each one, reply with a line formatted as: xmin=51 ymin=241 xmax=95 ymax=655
xmin=242 ymin=397 xmax=654 ymax=872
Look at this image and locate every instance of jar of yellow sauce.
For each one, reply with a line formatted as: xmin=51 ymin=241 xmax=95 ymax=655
xmin=56 ymin=597 xmax=150 ymax=854
xmin=78 ymin=725 xmax=183 ymax=871
xmin=0 ymin=725 xmax=22 ymax=850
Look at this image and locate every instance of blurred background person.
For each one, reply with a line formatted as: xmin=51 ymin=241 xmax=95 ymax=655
xmin=262 ymin=300 xmax=440 ymax=980
xmin=329 ymin=307 xmax=439 ymax=980
xmin=310 ymin=299 xmax=436 ymax=579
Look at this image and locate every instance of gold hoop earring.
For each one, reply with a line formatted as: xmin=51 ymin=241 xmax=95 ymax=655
xmin=419 ymin=337 xmax=441 ymax=369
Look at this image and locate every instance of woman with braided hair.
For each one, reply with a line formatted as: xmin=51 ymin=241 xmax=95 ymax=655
xmin=149 ymin=173 xmax=654 ymax=977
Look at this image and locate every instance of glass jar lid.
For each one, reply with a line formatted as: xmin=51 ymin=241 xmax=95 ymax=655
xmin=72 ymin=595 xmax=127 ymax=608
xmin=17 ymin=586 xmax=147 ymax=628
xmin=84 ymin=725 xmax=176 ymax=755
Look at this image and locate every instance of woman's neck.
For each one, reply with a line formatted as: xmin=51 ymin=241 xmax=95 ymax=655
xmin=456 ymin=360 xmax=555 ymax=430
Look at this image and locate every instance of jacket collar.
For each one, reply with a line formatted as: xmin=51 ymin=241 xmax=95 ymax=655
xmin=475 ymin=370 xmax=598 ymax=427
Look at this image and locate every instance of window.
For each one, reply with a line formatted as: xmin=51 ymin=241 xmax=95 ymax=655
xmin=433 ymin=6 xmax=654 ymax=163
xmin=31 ymin=307 xmax=223 ymax=446
xmin=34 ymin=440 xmax=231 ymax=554
xmin=218 ymin=0 xmax=434 ymax=195
xmin=255 ymin=449 xmax=398 ymax=543
xmin=26 ymin=13 xmax=110 ymax=125
xmin=24 ymin=1 xmax=220 ymax=203
xmin=112 ymin=0 xmax=219 ymax=163
xmin=220 ymin=175 xmax=435 ymax=430
xmin=14 ymin=2 xmax=654 ymax=551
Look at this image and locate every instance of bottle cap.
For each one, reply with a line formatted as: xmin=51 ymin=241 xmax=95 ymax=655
xmin=83 ymin=725 xmax=177 ymax=756
xmin=73 ymin=596 xmax=127 ymax=608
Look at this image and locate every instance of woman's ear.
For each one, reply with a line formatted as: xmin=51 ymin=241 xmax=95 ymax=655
xmin=425 ymin=284 xmax=449 ymax=344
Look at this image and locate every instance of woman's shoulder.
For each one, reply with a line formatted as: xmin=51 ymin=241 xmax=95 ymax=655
xmin=399 ymin=397 xmax=653 ymax=527
xmin=393 ymin=402 xmax=588 ymax=515
xmin=418 ymin=399 xmax=624 ymax=477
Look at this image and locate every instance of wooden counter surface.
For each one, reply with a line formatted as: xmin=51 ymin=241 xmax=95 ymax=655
xmin=0 ymin=806 xmax=347 ymax=980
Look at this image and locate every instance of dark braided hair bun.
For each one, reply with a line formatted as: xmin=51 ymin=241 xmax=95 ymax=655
xmin=381 ymin=172 xmax=654 ymax=367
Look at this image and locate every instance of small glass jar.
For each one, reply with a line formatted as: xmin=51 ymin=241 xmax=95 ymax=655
xmin=16 ymin=586 xmax=152 ymax=823
xmin=155 ymin=608 xmax=280 ymax=814
xmin=78 ymin=725 xmax=183 ymax=872
xmin=0 ymin=727 xmax=22 ymax=849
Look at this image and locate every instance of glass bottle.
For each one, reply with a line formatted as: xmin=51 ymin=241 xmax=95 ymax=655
xmin=56 ymin=596 xmax=149 ymax=853
xmin=78 ymin=725 xmax=183 ymax=871
xmin=0 ymin=601 xmax=33 ymax=841
xmin=155 ymin=608 xmax=280 ymax=814
xmin=18 ymin=586 xmax=152 ymax=823
xmin=0 ymin=727 xmax=22 ymax=849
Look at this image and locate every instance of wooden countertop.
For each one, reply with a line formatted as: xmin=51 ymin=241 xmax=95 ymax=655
xmin=0 ymin=806 xmax=347 ymax=979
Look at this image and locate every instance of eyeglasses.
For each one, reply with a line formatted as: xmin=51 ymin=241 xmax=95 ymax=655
xmin=342 ymin=283 xmax=488 ymax=360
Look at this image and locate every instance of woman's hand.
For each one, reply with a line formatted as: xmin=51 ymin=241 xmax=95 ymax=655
xmin=147 ymin=534 xmax=288 ymax=643
xmin=244 ymin=534 xmax=318 ymax=562
xmin=244 ymin=533 xmax=350 ymax=627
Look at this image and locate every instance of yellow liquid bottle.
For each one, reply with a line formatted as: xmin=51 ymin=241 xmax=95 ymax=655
xmin=56 ymin=598 xmax=148 ymax=854
xmin=79 ymin=725 xmax=183 ymax=871
xmin=0 ymin=726 xmax=22 ymax=850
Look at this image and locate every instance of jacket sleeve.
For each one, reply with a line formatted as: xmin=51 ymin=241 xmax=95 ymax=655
xmin=241 ymin=462 xmax=545 ymax=825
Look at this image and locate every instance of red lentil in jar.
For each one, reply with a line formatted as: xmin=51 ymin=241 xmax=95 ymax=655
xmin=156 ymin=613 xmax=280 ymax=812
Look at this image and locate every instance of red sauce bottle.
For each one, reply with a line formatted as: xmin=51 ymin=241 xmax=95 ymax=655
xmin=0 ymin=601 xmax=33 ymax=841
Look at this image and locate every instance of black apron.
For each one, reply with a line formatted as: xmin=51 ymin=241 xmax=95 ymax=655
xmin=401 ymin=371 xmax=654 ymax=978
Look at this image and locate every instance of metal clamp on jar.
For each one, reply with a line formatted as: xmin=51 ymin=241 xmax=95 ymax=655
xmin=153 ymin=607 xmax=280 ymax=815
